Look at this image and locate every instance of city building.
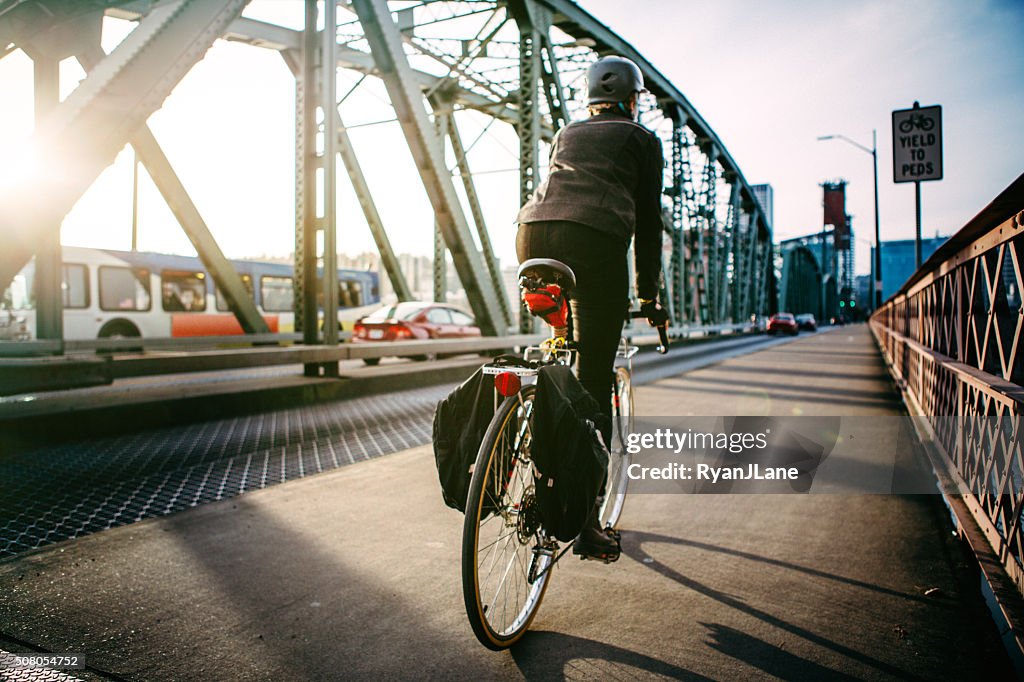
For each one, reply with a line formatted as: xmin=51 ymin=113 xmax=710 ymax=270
xmin=871 ymin=236 xmax=947 ymax=302
xmin=751 ymin=184 xmax=774 ymax=230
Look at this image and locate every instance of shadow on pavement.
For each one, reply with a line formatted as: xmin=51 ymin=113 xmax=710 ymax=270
xmin=511 ymin=630 xmax=713 ymax=681
xmin=674 ymin=374 xmax=898 ymax=403
xmin=704 ymin=364 xmax=886 ymax=382
xmin=620 ymin=529 xmax=926 ymax=681
xmin=652 ymin=381 xmax=900 ymax=411
xmin=701 ymin=621 xmax=862 ymax=681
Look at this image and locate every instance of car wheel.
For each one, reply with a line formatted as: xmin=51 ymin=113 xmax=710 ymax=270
xmin=363 ymin=358 xmax=381 ymax=366
xmin=412 ymin=353 xmax=438 ymax=362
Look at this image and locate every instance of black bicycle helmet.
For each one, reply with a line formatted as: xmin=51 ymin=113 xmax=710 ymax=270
xmin=587 ymin=55 xmax=646 ymax=104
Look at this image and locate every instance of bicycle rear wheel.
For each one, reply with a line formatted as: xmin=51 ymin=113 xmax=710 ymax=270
xmin=600 ymin=365 xmax=634 ymax=529
xmin=462 ymin=384 xmax=552 ymax=650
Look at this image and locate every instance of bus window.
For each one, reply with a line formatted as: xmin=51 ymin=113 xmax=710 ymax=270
xmin=62 ymin=263 xmax=89 ymax=309
xmin=4 ymin=261 xmax=34 ymax=310
xmin=337 ymin=280 xmax=354 ymax=308
xmin=162 ymin=270 xmax=207 ymax=312
xmin=261 ymin=276 xmax=293 ymax=312
xmin=215 ymin=274 xmax=254 ymax=311
xmin=347 ymin=281 xmax=363 ymax=307
xmin=99 ymin=266 xmax=151 ymax=311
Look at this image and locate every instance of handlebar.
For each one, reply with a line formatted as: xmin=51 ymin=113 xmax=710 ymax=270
xmin=628 ymin=310 xmax=669 ymax=354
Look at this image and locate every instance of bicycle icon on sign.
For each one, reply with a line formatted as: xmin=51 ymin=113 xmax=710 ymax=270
xmin=898 ymin=114 xmax=934 ymax=133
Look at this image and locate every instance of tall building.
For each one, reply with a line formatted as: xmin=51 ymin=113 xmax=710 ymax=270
xmin=751 ymin=184 xmax=773 ymax=230
xmin=871 ymin=236 xmax=947 ymax=301
xmin=855 ymin=273 xmax=872 ymax=310
xmin=821 ymin=181 xmax=854 ymax=301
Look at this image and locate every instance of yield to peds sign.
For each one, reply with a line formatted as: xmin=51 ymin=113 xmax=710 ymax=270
xmin=892 ymin=104 xmax=943 ymax=183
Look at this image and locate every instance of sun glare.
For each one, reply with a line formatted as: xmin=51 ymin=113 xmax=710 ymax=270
xmin=0 ymin=140 xmax=38 ymax=192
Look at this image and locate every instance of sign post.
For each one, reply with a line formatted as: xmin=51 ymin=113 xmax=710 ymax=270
xmin=892 ymin=101 xmax=943 ymax=268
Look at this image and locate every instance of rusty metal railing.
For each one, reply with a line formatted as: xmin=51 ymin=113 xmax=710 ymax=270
xmin=871 ymin=174 xmax=1024 ymax=591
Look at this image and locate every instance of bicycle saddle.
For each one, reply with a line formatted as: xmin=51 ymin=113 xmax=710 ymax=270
xmin=517 ymin=258 xmax=576 ymax=291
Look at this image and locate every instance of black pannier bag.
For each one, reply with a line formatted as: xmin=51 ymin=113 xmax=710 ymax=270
xmin=530 ymin=365 xmax=609 ymax=542
xmin=432 ymin=366 xmax=496 ymax=512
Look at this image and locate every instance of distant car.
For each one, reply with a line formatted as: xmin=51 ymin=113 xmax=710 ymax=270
xmin=352 ymin=301 xmax=481 ymax=365
xmin=795 ymin=313 xmax=817 ymax=332
xmin=767 ymin=312 xmax=799 ymax=336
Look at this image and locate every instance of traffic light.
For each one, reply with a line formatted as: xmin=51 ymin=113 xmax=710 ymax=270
xmin=839 ymin=301 xmax=846 ymax=308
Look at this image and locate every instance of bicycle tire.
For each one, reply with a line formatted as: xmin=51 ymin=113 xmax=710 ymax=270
xmin=462 ymin=384 xmax=552 ymax=650
xmin=600 ymin=366 xmax=634 ymax=529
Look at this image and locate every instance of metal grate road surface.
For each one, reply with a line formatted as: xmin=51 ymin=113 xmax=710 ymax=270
xmin=0 ymin=384 xmax=454 ymax=557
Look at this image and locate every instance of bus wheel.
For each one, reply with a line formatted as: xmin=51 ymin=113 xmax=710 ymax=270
xmin=98 ymin=320 xmax=142 ymax=353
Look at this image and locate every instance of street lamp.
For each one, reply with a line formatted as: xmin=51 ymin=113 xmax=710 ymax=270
xmin=817 ymin=131 xmax=883 ymax=311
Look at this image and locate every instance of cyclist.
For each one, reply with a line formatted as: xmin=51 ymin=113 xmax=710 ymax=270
xmin=515 ymin=55 xmax=668 ymax=559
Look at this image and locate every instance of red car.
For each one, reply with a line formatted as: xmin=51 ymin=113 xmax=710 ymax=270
xmin=767 ymin=312 xmax=799 ymax=336
xmin=352 ymin=301 xmax=481 ymax=365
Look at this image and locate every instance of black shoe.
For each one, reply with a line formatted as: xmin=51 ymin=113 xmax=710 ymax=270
xmin=572 ymin=523 xmax=621 ymax=562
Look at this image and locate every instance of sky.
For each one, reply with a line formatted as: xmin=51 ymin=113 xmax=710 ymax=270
xmin=0 ymin=0 xmax=1021 ymax=277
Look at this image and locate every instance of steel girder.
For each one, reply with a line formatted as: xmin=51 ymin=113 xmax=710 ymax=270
xmin=441 ymin=102 xmax=513 ymax=326
xmin=351 ymin=0 xmax=505 ymax=336
xmin=431 ymin=108 xmax=447 ymax=303
xmin=434 ymin=218 xmax=446 ymax=302
xmin=293 ymin=0 xmax=318 ymax=352
xmin=320 ymin=0 xmax=340 ymax=364
xmin=98 ymin=12 xmax=550 ymax=139
xmin=668 ymin=115 xmax=686 ymax=325
xmin=32 ymin=54 xmax=62 ymax=345
xmin=0 ymin=0 xmax=251 ymax=299
xmin=510 ymin=0 xmax=545 ymax=333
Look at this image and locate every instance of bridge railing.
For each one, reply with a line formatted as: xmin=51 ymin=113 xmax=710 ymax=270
xmin=870 ymin=174 xmax=1024 ymax=591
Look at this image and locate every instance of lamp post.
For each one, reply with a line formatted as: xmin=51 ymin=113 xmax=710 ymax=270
xmin=817 ymin=131 xmax=882 ymax=310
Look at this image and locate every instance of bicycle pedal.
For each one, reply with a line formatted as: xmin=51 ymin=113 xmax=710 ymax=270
xmin=573 ymin=546 xmax=621 ymax=563
xmin=576 ymin=550 xmax=620 ymax=563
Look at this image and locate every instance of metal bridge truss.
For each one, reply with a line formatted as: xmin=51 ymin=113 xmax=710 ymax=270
xmin=779 ymin=244 xmax=822 ymax=319
xmin=0 ymin=0 xmax=776 ymax=364
xmin=872 ymin=175 xmax=1023 ymax=601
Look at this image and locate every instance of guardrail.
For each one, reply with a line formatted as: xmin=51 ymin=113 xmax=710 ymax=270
xmin=870 ymin=174 xmax=1024 ymax=594
xmin=0 ymin=334 xmax=546 ymax=396
xmin=0 ymin=320 xmax=753 ymax=357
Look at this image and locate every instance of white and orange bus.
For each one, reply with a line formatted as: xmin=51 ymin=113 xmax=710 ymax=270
xmin=0 ymin=246 xmax=380 ymax=341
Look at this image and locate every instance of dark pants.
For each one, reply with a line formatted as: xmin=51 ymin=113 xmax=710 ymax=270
xmin=516 ymin=220 xmax=628 ymax=445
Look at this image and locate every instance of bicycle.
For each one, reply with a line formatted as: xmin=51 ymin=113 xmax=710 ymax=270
xmin=898 ymin=113 xmax=934 ymax=133
xmin=460 ymin=257 xmax=668 ymax=650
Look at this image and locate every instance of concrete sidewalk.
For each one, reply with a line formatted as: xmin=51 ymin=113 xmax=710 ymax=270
xmin=0 ymin=326 xmax=1013 ymax=680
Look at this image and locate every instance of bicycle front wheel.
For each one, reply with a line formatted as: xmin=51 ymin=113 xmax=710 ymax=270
xmin=462 ymin=384 xmax=552 ymax=650
xmin=599 ymin=366 xmax=634 ymax=529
